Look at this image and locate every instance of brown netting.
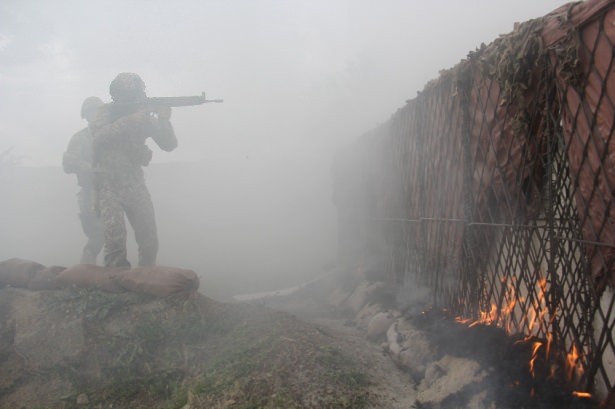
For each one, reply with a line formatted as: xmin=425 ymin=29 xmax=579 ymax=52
xmin=555 ymin=6 xmax=615 ymax=292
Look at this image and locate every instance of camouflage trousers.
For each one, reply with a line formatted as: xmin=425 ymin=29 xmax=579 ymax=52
xmin=96 ymin=175 xmax=158 ymax=268
xmin=77 ymin=187 xmax=104 ymax=264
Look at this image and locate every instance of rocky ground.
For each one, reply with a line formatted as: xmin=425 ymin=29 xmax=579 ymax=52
xmin=0 ymin=281 xmax=416 ymax=409
xmin=0 ymin=267 xmax=601 ymax=409
xmin=253 ymin=269 xmax=600 ymax=409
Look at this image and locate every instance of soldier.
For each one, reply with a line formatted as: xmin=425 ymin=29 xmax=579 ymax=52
xmin=63 ymin=96 xmax=105 ymax=264
xmin=91 ymin=73 xmax=178 ymax=268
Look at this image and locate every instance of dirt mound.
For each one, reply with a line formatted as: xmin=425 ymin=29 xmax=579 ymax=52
xmin=0 ymin=287 xmax=385 ymax=409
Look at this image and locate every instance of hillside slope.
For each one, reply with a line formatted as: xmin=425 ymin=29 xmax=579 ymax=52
xmin=0 ymin=287 xmax=413 ymax=409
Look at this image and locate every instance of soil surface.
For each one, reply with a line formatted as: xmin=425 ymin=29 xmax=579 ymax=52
xmin=0 ymin=270 xmax=599 ymax=409
xmin=0 ymin=285 xmax=418 ymax=409
xmin=306 ymin=317 xmax=418 ymax=409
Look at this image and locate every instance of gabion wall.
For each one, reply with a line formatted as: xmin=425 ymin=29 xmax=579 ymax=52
xmin=331 ymin=0 xmax=615 ymax=399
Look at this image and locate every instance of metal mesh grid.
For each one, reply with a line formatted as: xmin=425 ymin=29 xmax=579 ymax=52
xmin=333 ymin=0 xmax=615 ymax=399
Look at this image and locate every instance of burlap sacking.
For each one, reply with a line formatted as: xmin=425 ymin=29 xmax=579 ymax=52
xmin=28 ymin=266 xmax=66 ymax=291
xmin=0 ymin=258 xmax=46 ymax=288
xmin=56 ymin=264 xmax=127 ymax=293
xmin=112 ymin=266 xmax=199 ymax=296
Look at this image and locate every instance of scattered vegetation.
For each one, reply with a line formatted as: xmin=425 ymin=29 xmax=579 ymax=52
xmin=2 ymin=288 xmax=376 ymax=408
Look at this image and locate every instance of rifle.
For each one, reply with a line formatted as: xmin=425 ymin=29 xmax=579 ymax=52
xmin=108 ymin=92 xmax=223 ymax=118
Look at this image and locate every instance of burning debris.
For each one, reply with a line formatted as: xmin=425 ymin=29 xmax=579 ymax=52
xmin=257 ymin=267 xmax=601 ymax=409
xmin=403 ymin=310 xmax=597 ymax=409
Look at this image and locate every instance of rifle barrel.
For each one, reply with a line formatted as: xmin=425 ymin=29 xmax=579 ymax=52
xmin=146 ymin=95 xmax=206 ymax=107
xmin=114 ymin=92 xmax=223 ymax=108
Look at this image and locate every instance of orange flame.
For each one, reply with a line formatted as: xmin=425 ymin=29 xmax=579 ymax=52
xmin=455 ymin=275 xmax=518 ymax=329
xmin=572 ymin=391 xmax=592 ymax=399
xmin=529 ymin=341 xmax=543 ymax=377
xmin=526 ymin=278 xmax=548 ymax=335
xmin=453 ymin=274 xmax=579 ymax=389
xmin=455 ymin=275 xmax=554 ymax=337
xmin=566 ymin=344 xmax=583 ymax=381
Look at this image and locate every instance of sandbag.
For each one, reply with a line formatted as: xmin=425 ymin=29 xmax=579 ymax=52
xmin=0 ymin=258 xmax=46 ymax=288
xmin=28 ymin=265 xmax=66 ymax=291
xmin=112 ymin=266 xmax=199 ymax=296
xmin=56 ymin=264 xmax=126 ymax=293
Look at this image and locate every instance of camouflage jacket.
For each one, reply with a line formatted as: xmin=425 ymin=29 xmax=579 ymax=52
xmin=90 ymin=104 xmax=178 ymax=180
xmin=63 ymin=126 xmax=95 ymax=189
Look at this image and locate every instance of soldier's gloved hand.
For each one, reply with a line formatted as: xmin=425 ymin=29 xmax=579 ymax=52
xmin=155 ymin=106 xmax=172 ymax=120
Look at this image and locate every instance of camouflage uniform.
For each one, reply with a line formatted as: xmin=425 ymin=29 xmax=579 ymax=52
xmin=91 ymin=94 xmax=177 ymax=268
xmin=63 ymin=111 xmax=105 ymax=265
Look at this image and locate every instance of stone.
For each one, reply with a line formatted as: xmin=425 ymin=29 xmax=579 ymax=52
xmin=417 ymin=355 xmax=488 ymax=406
xmin=366 ymin=311 xmax=396 ymax=341
xmin=76 ymin=393 xmax=89 ymax=405
xmin=355 ymin=303 xmax=384 ymax=329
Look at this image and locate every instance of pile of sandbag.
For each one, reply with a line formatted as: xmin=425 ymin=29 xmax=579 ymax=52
xmin=55 ymin=264 xmax=127 ymax=293
xmin=112 ymin=266 xmax=200 ymax=296
xmin=0 ymin=258 xmax=65 ymax=291
xmin=0 ymin=258 xmax=199 ymax=296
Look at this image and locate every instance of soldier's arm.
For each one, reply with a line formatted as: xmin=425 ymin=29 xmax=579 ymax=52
xmin=90 ymin=105 xmax=150 ymax=145
xmin=62 ymin=132 xmax=89 ymax=174
xmin=147 ymin=108 xmax=178 ymax=152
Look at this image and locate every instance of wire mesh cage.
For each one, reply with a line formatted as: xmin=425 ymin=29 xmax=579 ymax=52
xmin=332 ymin=0 xmax=615 ymax=400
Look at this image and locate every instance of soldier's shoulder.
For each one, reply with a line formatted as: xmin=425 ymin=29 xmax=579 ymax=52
xmin=71 ymin=127 xmax=92 ymax=140
xmin=94 ymin=103 xmax=114 ymax=118
xmin=98 ymin=102 xmax=114 ymax=112
xmin=90 ymin=103 xmax=115 ymax=128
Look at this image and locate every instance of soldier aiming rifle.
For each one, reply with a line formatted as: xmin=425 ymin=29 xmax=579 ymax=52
xmin=90 ymin=72 xmax=222 ymax=268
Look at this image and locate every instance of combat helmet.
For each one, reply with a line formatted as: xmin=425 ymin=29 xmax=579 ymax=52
xmin=80 ymin=96 xmax=103 ymax=119
xmin=109 ymin=72 xmax=146 ymax=102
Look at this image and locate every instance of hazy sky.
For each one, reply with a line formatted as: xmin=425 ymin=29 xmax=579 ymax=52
xmin=0 ymin=0 xmax=572 ymax=296
xmin=1 ymin=0 xmax=567 ymax=167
